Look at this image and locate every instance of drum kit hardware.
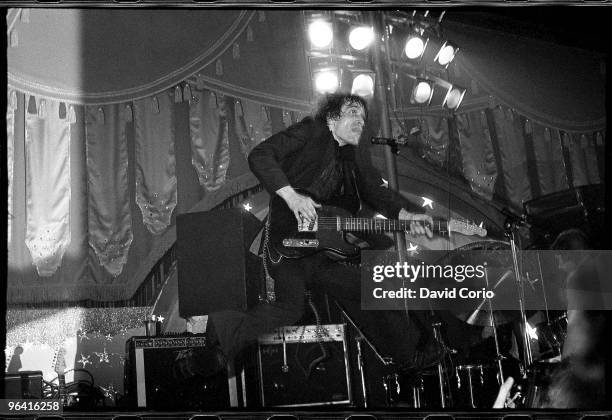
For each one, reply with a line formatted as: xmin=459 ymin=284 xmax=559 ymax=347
xmin=327 ymin=194 xmax=599 ymax=409
xmin=377 ymin=205 xmax=586 ymax=409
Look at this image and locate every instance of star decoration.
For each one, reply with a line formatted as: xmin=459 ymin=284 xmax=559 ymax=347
xmin=381 ymin=178 xmax=388 ymax=188
xmin=421 ymin=197 xmax=434 ymax=209
xmin=156 ymin=315 xmax=165 ymax=323
xmin=105 ymin=334 xmax=113 ymax=341
xmin=93 ymin=348 xmax=110 ymax=364
xmin=99 ymin=384 xmax=116 ymax=399
xmin=78 ymin=353 xmax=91 ymax=368
xmin=407 ymin=243 xmax=419 ymax=252
xmin=242 ymin=202 xmax=253 ymax=212
xmin=77 ymin=330 xmax=89 ymax=342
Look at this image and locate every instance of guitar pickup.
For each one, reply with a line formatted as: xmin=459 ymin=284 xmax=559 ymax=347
xmin=282 ymin=239 xmax=319 ymax=248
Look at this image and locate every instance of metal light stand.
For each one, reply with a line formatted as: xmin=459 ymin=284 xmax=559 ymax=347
xmin=336 ymin=301 xmax=394 ymax=408
xmin=504 ymin=218 xmax=534 ymax=369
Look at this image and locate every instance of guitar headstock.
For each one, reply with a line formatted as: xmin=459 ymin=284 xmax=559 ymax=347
xmin=448 ymin=219 xmax=487 ymax=237
xmin=53 ymin=347 xmax=67 ymax=375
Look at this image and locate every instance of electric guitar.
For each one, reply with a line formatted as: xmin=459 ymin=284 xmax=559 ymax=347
xmin=268 ymin=191 xmax=487 ymax=260
xmin=53 ymin=347 xmax=67 ymax=407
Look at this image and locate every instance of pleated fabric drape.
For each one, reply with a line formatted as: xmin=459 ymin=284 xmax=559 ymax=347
xmin=24 ymin=98 xmax=72 ymax=276
xmin=134 ymin=93 xmax=177 ymax=235
xmin=85 ymin=104 xmax=133 ymax=277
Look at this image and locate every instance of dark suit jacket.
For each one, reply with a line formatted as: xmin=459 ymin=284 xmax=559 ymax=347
xmin=248 ymin=117 xmax=423 ymax=219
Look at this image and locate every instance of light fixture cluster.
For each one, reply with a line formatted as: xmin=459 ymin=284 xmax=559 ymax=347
xmin=305 ymin=10 xmax=466 ymax=111
xmin=388 ymin=11 xmax=466 ymax=111
xmin=306 ymin=12 xmax=377 ymax=98
xmin=409 ymin=76 xmax=466 ymax=110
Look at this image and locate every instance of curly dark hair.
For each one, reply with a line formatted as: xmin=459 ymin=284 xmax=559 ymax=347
xmin=314 ymin=92 xmax=368 ymax=124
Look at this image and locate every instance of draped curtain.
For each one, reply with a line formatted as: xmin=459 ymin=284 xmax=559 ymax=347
xmin=6 ymin=9 xmax=605 ymax=304
xmin=6 ymin=88 xmax=287 ymax=303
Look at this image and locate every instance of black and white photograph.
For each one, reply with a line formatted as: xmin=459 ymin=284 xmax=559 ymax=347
xmin=3 ymin=3 xmax=610 ymax=418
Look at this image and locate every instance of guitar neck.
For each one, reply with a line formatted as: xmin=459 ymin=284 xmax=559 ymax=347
xmin=58 ymin=374 xmax=67 ymax=405
xmin=328 ymin=217 xmax=451 ymax=235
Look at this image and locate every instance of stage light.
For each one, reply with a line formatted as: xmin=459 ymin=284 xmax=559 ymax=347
xmin=404 ymin=35 xmax=428 ymax=60
xmin=351 ymin=73 xmax=375 ymax=98
xmin=314 ymin=69 xmax=339 ymax=93
xmin=410 ymin=79 xmax=434 ymax=105
xmin=443 ymin=85 xmax=466 ymax=110
xmin=308 ymin=20 xmax=333 ymax=49
xmin=348 ymin=26 xmax=374 ymax=50
xmin=434 ymin=41 xmax=458 ymax=67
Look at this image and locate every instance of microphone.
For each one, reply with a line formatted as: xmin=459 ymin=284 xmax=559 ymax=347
xmin=370 ymin=135 xmax=409 ymax=146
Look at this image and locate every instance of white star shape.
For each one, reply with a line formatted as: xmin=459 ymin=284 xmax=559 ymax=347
xmin=105 ymin=334 xmax=113 ymax=341
xmin=407 ymin=242 xmax=419 ymax=252
xmin=156 ymin=315 xmax=165 ymax=323
xmin=78 ymin=353 xmax=91 ymax=367
xmin=100 ymin=384 xmax=116 ymax=399
xmin=421 ymin=197 xmax=434 ymax=209
xmin=381 ymin=178 xmax=388 ymax=188
xmin=94 ymin=348 xmax=110 ymax=364
xmin=77 ymin=330 xmax=89 ymax=342
xmin=243 ymin=202 xmax=253 ymax=212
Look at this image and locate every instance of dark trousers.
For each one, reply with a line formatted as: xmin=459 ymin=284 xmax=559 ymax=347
xmin=208 ymin=253 xmax=424 ymax=363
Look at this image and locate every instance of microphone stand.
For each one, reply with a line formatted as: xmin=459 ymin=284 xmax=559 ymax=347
xmin=336 ymin=301 xmax=393 ymax=408
xmin=503 ymin=211 xmax=534 ymax=369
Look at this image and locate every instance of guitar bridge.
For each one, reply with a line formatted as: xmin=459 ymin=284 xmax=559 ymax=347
xmin=282 ymin=238 xmax=319 ymax=248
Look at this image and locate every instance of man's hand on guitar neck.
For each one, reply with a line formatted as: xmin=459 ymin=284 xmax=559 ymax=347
xmin=399 ymin=209 xmax=434 ymax=238
xmin=276 ymin=185 xmax=321 ymax=224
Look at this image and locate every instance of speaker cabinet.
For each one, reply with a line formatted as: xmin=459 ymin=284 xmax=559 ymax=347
xmin=3 ymin=371 xmax=43 ymax=399
xmin=258 ymin=324 xmax=352 ymax=407
xmin=124 ymin=335 xmax=230 ymax=410
xmin=177 ymin=208 xmax=262 ymax=318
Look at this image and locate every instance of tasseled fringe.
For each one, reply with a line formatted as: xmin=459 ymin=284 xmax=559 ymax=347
xmin=9 ymin=90 xmax=18 ymax=110
xmin=151 ymin=96 xmax=160 ymax=114
xmin=561 ymin=132 xmax=571 ymax=148
xmin=524 ymin=119 xmax=532 ymax=135
xmin=27 ymin=95 xmax=37 ymax=114
xmin=174 ymin=86 xmax=183 ymax=103
xmin=67 ymin=105 xmax=77 ymax=124
xmin=58 ymin=102 xmax=67 ymax=119
xmin=97 ymin=106 xmax=105 ymax=125
xmin=124 ymin=104 xmax=133 ymax=122
xmin=182 ymin=84 xmax=192 ymax=103
xmin=7 ymin=284 xmax=136 ymax=306
xmin=37 ymin=99 xmax=47 ymax=118
xmin=234 ymin=99 xmax=244 ymax=118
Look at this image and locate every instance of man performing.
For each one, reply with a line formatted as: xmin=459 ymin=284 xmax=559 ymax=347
xmin=191 ymin=93 xmax=433 ymax=378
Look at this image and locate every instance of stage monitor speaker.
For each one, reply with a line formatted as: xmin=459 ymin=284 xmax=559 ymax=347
xmin=124 ymin=335 xmax=230 ymax=410
xmin=177 ymin=208 xmax=262 ymax=318
xmin=258 ymin=324 xmax=352 ymax=407
xmin=3 ymin=371 xmax=43 ymax=399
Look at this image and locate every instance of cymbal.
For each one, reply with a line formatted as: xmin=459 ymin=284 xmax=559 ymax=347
xmin=456 ymin=309 xmax=520 ymax=326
